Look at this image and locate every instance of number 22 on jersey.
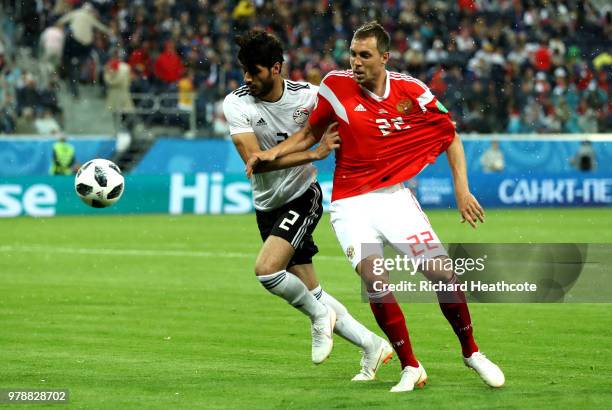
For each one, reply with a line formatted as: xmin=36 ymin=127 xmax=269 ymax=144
xmin=376 ymin=117 xmax=411 ymax=136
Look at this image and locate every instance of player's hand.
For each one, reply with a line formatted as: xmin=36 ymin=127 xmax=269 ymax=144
xmin=457 ymin=192 xmax=485 ymax=228
xmin=315 ymin=122 xmax=340 ymax=160
xmin=246 ymin=150 xmax=277 ymax=177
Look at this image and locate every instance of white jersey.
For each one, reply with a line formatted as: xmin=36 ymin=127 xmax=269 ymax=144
xmin=223 ymin=80 xmax=318 ymax=211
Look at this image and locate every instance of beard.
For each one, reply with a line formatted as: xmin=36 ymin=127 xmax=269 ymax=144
xmin=249 ymin=76 xmax=274 ymax=98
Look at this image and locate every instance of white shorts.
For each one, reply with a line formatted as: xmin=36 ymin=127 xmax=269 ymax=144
xmin=329 ymin=184 xmax=448 ymax=269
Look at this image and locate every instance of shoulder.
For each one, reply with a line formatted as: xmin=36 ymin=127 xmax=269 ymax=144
xmin=388 ymin=71 xmax=430 ymax=93
xmin=285 ymin=80 xmax=319 ymax=102
xmin=223 ymin=86 xmax=252 ymax=108
xmin=321 ymin=70 xmax=354 ymax=86
xmin=285 ymin=79 xmax=313 ymax=92
xmin=323 ymin=69 xmax=354 ymax=80
xmin=228 ymin=84 xmax=252 ymax=99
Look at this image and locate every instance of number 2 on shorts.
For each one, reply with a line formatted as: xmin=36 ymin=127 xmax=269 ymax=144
xmin=279 ymin=210 xmax=300 ymax=231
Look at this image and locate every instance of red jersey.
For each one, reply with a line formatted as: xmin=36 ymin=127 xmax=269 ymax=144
xmin=309 ymin=69 xmax=455 ymax=201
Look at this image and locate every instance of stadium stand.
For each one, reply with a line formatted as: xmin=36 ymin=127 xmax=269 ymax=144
xmin=0 ymin=0 xmax=610 ymax=141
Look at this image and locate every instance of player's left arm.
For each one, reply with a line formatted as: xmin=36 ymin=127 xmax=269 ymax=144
xmin=246 ymin=92 xmax=336 ymax=176
xmin=247 ymin=123 xmax=340 ymax=176
xmin=245 ymin=122 xmax=319 ymax=176
xmin=446 ymin=132 xmax=485 ymax=228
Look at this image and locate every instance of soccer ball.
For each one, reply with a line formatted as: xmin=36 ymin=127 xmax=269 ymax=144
xmin=75 ymin=159 xmax=125 ymax=208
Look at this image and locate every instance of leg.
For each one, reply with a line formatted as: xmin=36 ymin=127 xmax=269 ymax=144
xmin=356 ymin=256 xmax=419 ymax=369
xmin=420 ymin=257 xmax=504 ymax=387
xmin=378 ymin=186 xmax=478 ymax=356
xmin=287 ymin=262 xmax=319 ymax=291
xmin=330 ymin=192 xmax=426 ymax=391
xmin=290 ymin=262 xmax=394 ymax=380
xmin=254 ymin=183 xmax=335 ymax=364
xmin=254 ymin=235 xmax=328 ymax=324
xmin=383 ymin=186 xmax=503 ymax=387
xmin=290 ymin=263 xmax=369 ymax=345
xmin=420 ymin=256 xmax=478 ymax=358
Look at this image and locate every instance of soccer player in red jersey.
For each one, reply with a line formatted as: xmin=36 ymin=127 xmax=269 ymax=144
xmin=246 ymin=21 xmax=504 ymax=392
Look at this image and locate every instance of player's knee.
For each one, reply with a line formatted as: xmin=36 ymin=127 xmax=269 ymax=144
xmin=254 ymin=259 xmax=282 ymax=277
xmin=357 ymin=256 xmax=389 ymax=287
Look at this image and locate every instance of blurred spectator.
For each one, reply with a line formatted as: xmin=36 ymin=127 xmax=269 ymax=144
xmin=0 ymin=94 xmax=16 ymax=133
xmin=103 ymin=52 xmax=134 ymax=129
xmin=305 ymin=68 xmax=322 ymax=86
xmin=593 ymin=51 xmax=612 ymax=71
xmin=40 ymin=26 xmax=65 ymax=69
xmin=425 ymin=38 xmax=448 ymax=66
xmin=577 ymin=100 xmax=599 ymax=133
xmin=39 ymin=26 xmax=65 ymax=88
xmin=35 ymin=110 xmax=62 ymax=134
xmin=570 ymin=140 xmax=597 ymax=172
xmin=154 ymin=41 xmax=185 ymax=86
xmin=534 ymin=72 xmax=551 ymax=95
xmin=16 ymin=73 xmax=40 ymax=114
xmin=15 ymin=107 xmax=37 ymax=134
xmin=532 ymin=40 xmax=552 ymax=72
xmin=50 ymin=134 xmax=77 ymax=175
xmin=128 ymin=40 xmax=152 ymax=77
xmin=39 ymin=77 xmax=62 ymax=117
xmin=232 ymin=0 xmax=256 ymax=20
xmin=57 ymin=2 xmax=113 ymax=97
xmin=480 ymin=141 xmax=505 ymax=173
xmin=178 ymin=70 xmax=195 ymax=112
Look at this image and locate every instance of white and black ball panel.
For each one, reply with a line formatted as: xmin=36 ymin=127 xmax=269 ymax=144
xmin=74 ymin=158 xmax=125 ymax=208
xmin=107 ymin=183 xmax=124 ymax=200
xmin=75 ymin=183 xmax=93 ymax=196
xmin=108 ymin=162 xmax=122 ymax=175
xmin=94 ymin=166 xmax=108 ymax=187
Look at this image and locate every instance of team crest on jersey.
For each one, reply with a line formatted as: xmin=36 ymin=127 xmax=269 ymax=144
xmin=293 ymin=107 xmax=310 ymax=125
xmin=396 ymin=98 xmax=414 ymax=115
xmin=345 ymin=245 xmax=355 ymax=260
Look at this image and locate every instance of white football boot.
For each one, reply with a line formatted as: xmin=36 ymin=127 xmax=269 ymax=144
xmin=463 ymin=352 xmax=505 ymax=387
xmin=351 ymin=335 xmax=394 ymax=381
xmin=311 ymin=306 xmax=336 ymax=364
xmin=390 ymin=362 xmax=428 ymax=392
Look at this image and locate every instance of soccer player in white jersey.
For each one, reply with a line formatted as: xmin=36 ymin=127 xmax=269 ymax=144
xmin=222 ymin=30 xmax=393 ymax=379
xmin=247 ymin=22 xmax=505 ymax=393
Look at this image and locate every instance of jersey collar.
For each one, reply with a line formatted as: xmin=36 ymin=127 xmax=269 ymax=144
xmin=359 ymin=70 xmax=390 ymax=101
xmin=258 ymin=79 xmax=287 ymax=104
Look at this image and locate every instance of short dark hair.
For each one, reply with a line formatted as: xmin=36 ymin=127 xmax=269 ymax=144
xmin=353 ymin=21 xmax=390 ymax=54
xmin=235 ymin=30 xmax=284 ymax=73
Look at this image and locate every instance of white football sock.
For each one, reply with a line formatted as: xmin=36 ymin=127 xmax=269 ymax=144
xmin=312 ymin=285 xmax=375 ymax=351
xmin=258 ymin=271 xmax=327 ymax=320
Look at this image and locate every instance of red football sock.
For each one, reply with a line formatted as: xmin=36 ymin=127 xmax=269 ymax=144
xmin=436 ymin=276 xmax=479 ymax=357
xmin=369 ymin=291 xmax=419 ymax=368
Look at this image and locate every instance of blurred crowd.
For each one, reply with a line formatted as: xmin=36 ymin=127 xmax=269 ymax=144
xmin=0 ymin=0 xmax=610 ymax=136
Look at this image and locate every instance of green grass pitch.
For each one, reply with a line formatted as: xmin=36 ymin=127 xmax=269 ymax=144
xmin=1 ymin=208 xmax=612 ymax=409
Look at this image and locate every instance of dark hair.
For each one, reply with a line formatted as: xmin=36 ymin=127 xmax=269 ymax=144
xmin=235 ymin=30 xmax=284 ymax=73
xmin=353 ymin=21 xmax=390 ymax=54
